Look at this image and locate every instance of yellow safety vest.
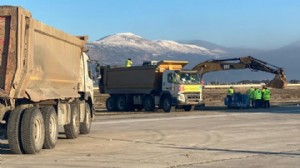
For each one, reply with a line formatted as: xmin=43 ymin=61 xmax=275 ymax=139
xmin=254 ymin=89 xmax=262 ymax=100
xmin=227 ymin=88 xmax=234 ymax=95
xmin=264 ymin=89 xmax=271 ymax=100
xmin=125 ymin=60 xmax=132 ymax=67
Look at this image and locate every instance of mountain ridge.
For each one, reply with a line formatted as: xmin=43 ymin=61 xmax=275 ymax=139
xmin=86 ymin=32 xmax=300 ymax=81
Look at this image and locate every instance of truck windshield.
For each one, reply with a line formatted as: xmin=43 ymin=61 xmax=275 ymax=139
xmin=177 ymin=72 xmax=200 ymax=84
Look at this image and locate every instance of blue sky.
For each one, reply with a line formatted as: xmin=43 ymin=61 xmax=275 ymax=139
xmin=2 ymin=0 xmax=300 ymax=49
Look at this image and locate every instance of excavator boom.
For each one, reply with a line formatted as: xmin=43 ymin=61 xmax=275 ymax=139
xmin=192 ymin=56 xmax=287 ymax=89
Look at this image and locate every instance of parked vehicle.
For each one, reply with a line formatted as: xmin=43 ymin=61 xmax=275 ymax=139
xmin=0 ymin=6 xmax=94 ymax=154
xmin=100 ymin=60 xmax=204 ymax=112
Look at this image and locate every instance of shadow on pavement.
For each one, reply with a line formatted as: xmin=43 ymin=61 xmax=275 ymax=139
xmin=0 ymin=132 xmax=67 ymax=155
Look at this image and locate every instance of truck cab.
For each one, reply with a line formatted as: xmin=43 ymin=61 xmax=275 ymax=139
xmin=159 ymin=68 xmax=203 ymax=112
xmin=162 ymin=70 xmax=203 ymax=107
xmin=79 ymin=52 xmax=94 ymax=106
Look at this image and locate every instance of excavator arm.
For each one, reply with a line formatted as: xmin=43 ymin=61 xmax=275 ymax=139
xmin=192 ymin=56 xmax=287 ymax=89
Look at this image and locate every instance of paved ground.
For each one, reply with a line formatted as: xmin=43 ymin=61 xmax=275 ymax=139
xmin=0 ymin=106 xmax=300 ymax=168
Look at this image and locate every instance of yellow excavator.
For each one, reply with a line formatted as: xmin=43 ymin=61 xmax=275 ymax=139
xmin=192 ymin=56 xmax=287 ymax=89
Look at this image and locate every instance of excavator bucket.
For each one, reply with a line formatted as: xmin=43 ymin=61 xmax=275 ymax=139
xmin=266 ymin=74 xmax=288 ymax=89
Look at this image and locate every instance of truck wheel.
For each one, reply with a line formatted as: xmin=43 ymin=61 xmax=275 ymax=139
xmin=143 ymin=95 xmax=155 ymax=112
xmin=21 ymin=107 xmax=45 ymax=154
xmin=80 ymin=103 xmax=92 ymax=134
xmin=183 ymin=105 xmax=192 ymax=111
xmin=134 ymin=105 xmax=144 ymax=111
xmin=40 ymin=106 xmax=58 ymax=149
xmin=162 ymin=97 xmax=172 ymax=113
xmin=106 ymin=97 xmax=116 ymax=111
xmin=7 ymin=107 xmax=25 ymax=154
xmin=116 ymin=95 xmax=127 ymax=111
xmin=64 ymin=104 xmax=80 ymax=139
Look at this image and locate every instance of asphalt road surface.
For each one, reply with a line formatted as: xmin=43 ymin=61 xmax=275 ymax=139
xmin=1 ymin=106 xmax=300 ymax=168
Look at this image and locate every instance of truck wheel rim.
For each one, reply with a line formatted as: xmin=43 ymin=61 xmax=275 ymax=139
xmin=72 ymin=112 xmax=79 ymax=133
xmin=34 ymin=118 xmax=42 ymax=144
xmin=86 ymin=112 xmax=91 ymax=128
xmin=107 ymin=98 xmax=114 ymax=110
xmin=118 ymin=98 xmax=126 ymax=110
xmin=49 ymin=115 xmax=57 ymax=141
xmin=74 ymin=115 xmax=79 ymax=128
xmin=145 ymin=99 xmax=151 ymax=108
xmin=164 ymin=99 xmax=170 ymax=109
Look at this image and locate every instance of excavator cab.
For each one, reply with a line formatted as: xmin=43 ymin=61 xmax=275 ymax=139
xmin=192 ymin=56 xmax=287 ymax=89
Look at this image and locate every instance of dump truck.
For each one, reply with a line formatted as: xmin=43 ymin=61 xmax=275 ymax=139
xmin=0 ymin=6 xmax=94 ymax=154
xmin=100 ymin=60 xmax=204 ymax=112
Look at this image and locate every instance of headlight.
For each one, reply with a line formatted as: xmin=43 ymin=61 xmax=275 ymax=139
xmin=177 ymin=93 xmax=185 ymax=102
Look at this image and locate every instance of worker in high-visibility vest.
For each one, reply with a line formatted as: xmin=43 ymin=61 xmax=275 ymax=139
xmin=228 ymin=86 xmax=234 ymax=96
xmin=254 ymin=88 xmax=262 ymax=108
xmin=246 ymin=87 xmax=255 ymax=107
xmin=263 ymin=87 xmax=271 ymax=108
xmin=227 ymin=86 xmax=234 ymax=107
xmin=125 ymin=58 xmax=132 ymax=67
xmin=261 ymin=86 xmax=266 ymax=108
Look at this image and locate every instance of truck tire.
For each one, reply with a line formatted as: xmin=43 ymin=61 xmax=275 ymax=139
xmin=143 ymin=95 xmax=155 ymax=112
xmin=80 ymin=103 xmax=92 ymax=134
xmin=64 ymin=104 xmax=80 ymax=139
xmin=7 ymin=107 xmax=25 ymax=154
xmin=106 ymin=97 xmax=116 ymax=111
xmin=134 ymin=105 xmax=144 ymax=111
xmin=116 ymin=95 xmax=127 ymax=111
xmin=40 ymin=106 xmax=58 ymax=149
xmin=21 ymin=107 xmax=45 ymax=154
xmin=162 ymin=97 xmax=172 ymax=113
xmin=183 ymin=105 xmax=192 ymax=111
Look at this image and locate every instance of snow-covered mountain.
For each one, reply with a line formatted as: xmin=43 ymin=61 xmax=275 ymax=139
xmin=86 ymin=32 xmax=300 ymax=81
xmin=86 ymin=32 xmax=225 ymax=66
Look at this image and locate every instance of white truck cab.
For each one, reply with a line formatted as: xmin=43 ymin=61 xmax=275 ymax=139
xmin=162 ymin=70 xmax=203 ymax=110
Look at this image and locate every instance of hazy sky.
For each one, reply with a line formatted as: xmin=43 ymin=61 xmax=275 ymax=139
xmin=2 ymin=0 xmax=300 ymax=49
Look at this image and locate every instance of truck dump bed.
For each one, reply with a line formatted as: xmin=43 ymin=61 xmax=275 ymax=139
xmin=0 ymin=6 xmax=86 ymax=101
xmin=101 ymin=60 xmax=188 ymax=94
xmin=101 ymin=66 xmax=161 ymax=94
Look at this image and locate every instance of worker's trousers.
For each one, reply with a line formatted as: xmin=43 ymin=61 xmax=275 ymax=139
xmin=251 ymin=99 xmax=255 ymax=108
xmin=264 ymin=100 xmax=270 ymax=108
xmin=255 ymin=99 xmax=261 ymax=108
